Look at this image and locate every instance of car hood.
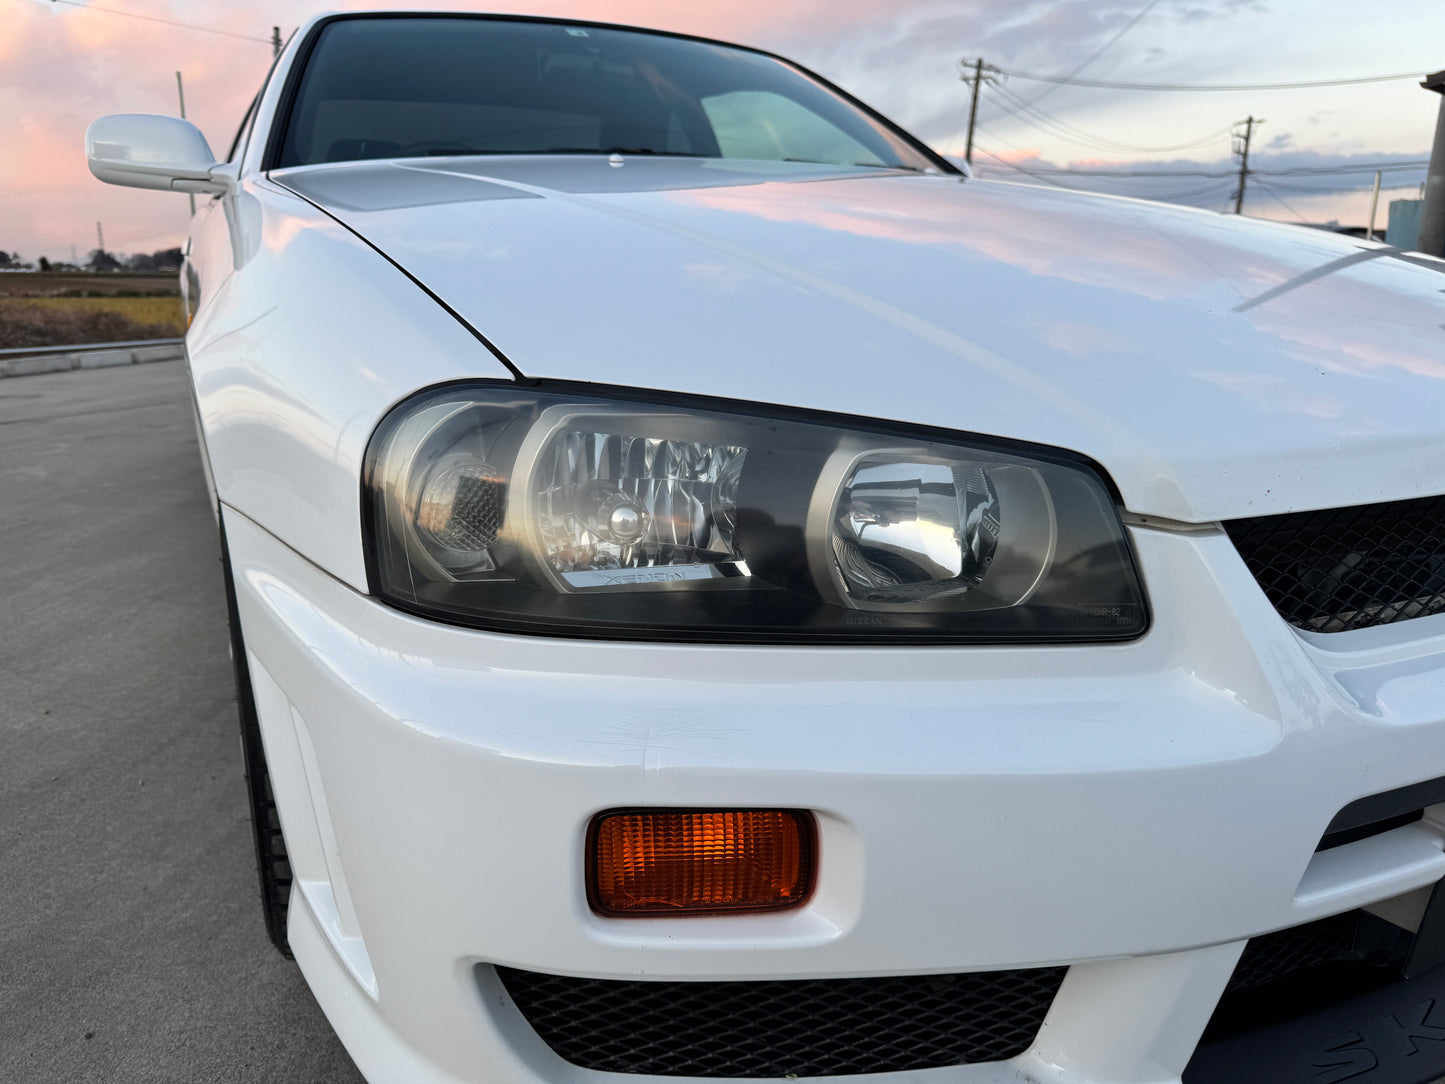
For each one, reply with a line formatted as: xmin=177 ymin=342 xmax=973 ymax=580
xmin=276 ymin=156 xmax=1445 ymax=523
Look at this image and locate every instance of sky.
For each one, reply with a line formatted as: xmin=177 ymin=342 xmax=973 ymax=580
xmin=3 ymin=0 xmax=1444 ymax=262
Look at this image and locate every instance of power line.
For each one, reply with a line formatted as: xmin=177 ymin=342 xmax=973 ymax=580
xmin=1010 ymin=166 xmax=1235 ymax=177
xmin=961 ymin=138 xmax=1364 ymax=212
xmin=998 ymin=68 xmax=1425 ymax=92
xmin=970 ymin=145 xmax=1082 ymax=190
xmin=1258 ymin=177 xmax=1400 ymax=194
xmin=1022 ymin=0 xmax=1162 ymax=106
xmin=989 ymin=83 xmax=1232 ymax=155
xmin=1256 ymin=179 xmax=1357 ymax=193
xmin=970 ymin=121 xmax=1043 ymax=159
xmin=974 ymin=143 xmax=1224 ymax=200
xmin=1010 ymin=160 xmax=1427 ymax=178
xmin=973 ymin=61 xmax=1404 ymax=169
xmin=974 ymin=146 xmax=1237 ymax=205
xmin=1151 ymin=182 xmax=1237 ymax=202
xmin=972 ymin=121 xmax=1426 ymax=182
xmin=1263 ymin=160 xmax=1429 ymax=176
xmin=48 ymin=0 xmax=272 ymax=44
xmin=971 ymin=122 xmax=1099 ymax=175
xmin=1252 ymin=181 xmax=1311 ymax=222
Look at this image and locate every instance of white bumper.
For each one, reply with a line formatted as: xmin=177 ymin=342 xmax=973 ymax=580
xmin=222 ymin=507 xmax=1445 ymax=1083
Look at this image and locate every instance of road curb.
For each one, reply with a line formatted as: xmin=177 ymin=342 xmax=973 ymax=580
xmin=0 ymin=339 xmax=184 ymax=378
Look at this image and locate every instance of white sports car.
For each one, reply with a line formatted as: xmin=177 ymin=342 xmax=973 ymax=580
xmin=88 ymin=11 xmax=1445 ymax=1084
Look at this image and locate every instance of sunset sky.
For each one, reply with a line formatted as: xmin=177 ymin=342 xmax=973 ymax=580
xmin=3 ymin=0 xmax=1443 ymax=262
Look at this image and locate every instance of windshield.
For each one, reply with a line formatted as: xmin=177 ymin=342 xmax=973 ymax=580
xmin=275 ymin=17 xmax=941 ymax=172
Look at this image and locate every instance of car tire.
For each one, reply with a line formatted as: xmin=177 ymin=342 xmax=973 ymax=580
xmin=220 ymin=523 xmax=294 ymax=958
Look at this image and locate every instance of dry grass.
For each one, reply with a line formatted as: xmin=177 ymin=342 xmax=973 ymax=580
xmin=21 ymin=295 xmax=187 ymax=329
xmin=0 ymin=298 xmax=184 ymax=349
xmin=0 ymin=272 xmax=185 ymax=348
xmin=0 ymin=272 xmax=179 ymax=297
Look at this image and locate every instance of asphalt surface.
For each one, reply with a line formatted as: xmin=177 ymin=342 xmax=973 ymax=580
xmin=0 ymin=362 xmax=362 ymax=1082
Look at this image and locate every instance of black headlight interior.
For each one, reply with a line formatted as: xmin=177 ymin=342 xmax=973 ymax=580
xmin=362 ymin=383 xmax=1147 ymax=643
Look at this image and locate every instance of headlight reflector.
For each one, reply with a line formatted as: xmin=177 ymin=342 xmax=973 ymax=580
xmin=364 ymin=384 xmax=1146 ymax=643
xmin=414 ymin=459 xmax=505 ymax=563
xmin=531 ymin=428 xmax=747 ymax=580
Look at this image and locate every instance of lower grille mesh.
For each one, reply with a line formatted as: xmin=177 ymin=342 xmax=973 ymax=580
xmin=1225 ymin=496 xmax=1445 ymax=633
xmin=1223 ymin=910 xmax=1362 ymax=993
xmin=495 ymin=964 xmax=1067 ymax=1077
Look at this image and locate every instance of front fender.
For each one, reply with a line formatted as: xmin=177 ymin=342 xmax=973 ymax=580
xmin=189 ymin=177 xmax=514 ymax=590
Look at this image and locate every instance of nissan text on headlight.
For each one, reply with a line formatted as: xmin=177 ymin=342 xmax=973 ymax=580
xmin=88 ymin=11 xmax=1445 ymax=1084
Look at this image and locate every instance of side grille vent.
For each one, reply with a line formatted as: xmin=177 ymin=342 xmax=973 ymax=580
xmin=1225 ymin=496 xmax=1445 ymax=632
xmin=1223 ymin=911 xmax=1364 ymax=993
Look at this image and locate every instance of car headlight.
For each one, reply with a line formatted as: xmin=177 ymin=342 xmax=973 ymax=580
xmin=363 ymin=383 xmax=1147 ymax=643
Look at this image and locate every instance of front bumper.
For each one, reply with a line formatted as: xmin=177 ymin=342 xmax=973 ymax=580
xmin=223 ymin=506 xmax=1445 ymax=1083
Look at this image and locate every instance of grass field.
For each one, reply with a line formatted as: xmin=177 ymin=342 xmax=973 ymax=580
xmin=13 ymin=295 xmax=187 ymax=330
xmin=0 ymin=271 xmax=179 ymax=297
xmin=0 ymin=272 xmax=185 ymax=348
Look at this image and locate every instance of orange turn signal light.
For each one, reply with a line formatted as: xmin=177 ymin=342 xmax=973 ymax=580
xmin=588 ymin=809 xmax=815 ymax=917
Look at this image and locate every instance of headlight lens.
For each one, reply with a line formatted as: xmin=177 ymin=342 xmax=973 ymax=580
xmin=364 ymin=384 xmax=1147 ymax=643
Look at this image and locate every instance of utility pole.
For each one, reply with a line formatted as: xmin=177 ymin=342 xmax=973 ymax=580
xmin=959 ymin=58 xmax=1000 ymax=166
xmin=1415 ymin=70 xmax=1445 ymax=256
xmin=176 ymin=71 xmax=196 ymax=217
xmin=95 ymin=222 xmax=104 ymax=256
xmin=1231 ymin=116 xmax=1263 ymax=215
xmin=1366 ymin=170 xmax=1382 ymax=241
xmin=272 ymin=26 xmax=282 ymax=58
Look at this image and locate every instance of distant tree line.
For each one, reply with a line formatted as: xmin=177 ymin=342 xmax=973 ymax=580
xmin=0 ymin=248 xmax=183 ymax=273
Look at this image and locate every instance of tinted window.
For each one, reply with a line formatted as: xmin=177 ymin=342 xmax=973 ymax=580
xmin=277 ymin=17 xmax=936 ymax=171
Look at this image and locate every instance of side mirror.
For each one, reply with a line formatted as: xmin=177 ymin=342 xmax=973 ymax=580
xmin=86 ymin=114 xmax=231 ymax=194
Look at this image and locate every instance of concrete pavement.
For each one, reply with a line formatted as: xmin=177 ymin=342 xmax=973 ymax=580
xmin=0 ymin=338 xmax=185 ymax=379
xmin=0 ymin=361 xmax=362 ymax=1082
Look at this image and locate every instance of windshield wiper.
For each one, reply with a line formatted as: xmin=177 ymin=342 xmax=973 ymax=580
xmin=783 ymin=157 xmax=926 ymax=173
xmin=852 ymin=161 xmax=927 ymax=173
xmin=537 ymin=148 xmax=712 ymax=157
xmin=411 ymin=148 xmax=926 ymax=170
xmin=410 ymin=147 xmax=712 ymax=159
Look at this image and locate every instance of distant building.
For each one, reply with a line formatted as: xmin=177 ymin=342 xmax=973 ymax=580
xmin=1387 ymin=199 xmax=1424 ymax=248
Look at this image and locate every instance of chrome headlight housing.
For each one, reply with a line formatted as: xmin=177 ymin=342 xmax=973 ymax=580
xmin=363 ymin=383 xmax=1147 ymax=643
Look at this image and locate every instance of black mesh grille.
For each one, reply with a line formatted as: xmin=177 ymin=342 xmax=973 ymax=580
xmin=495 ymin=964 xmax=1067 ymax=1077
xmin=1197 ymin=908 xmax=1415 ymax=1051
xmin=1225 ymin=496 xmax=1445 ymax=632
xmin=1224 ymin=911 xmax=1362 ymax=993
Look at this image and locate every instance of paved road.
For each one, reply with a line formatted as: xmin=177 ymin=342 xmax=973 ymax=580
xmin=0 ymin=362 xmax=362 ymax=1082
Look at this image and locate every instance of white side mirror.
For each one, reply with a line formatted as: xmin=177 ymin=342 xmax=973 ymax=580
xmin=86 ymin=114 xmax=231 ymax=194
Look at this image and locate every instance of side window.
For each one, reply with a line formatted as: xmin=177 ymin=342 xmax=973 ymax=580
xmin=700 ymin=90 xmax=881 ymax=166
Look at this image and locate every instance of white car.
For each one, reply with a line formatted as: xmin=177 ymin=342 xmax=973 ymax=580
xmin=88 ymin=11 xmax=1445 ymax=1084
